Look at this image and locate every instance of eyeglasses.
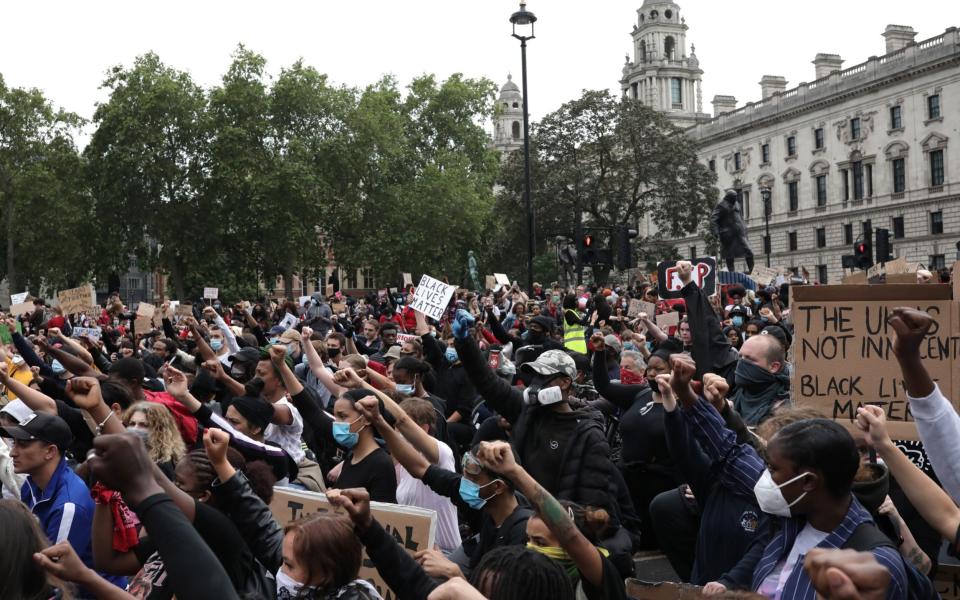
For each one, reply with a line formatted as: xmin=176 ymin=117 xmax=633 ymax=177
xmin=461 ymin=452 xmax=483 ymax=476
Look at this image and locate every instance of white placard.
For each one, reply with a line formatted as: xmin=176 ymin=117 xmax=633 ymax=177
xmin=203 ymin=287 xmax=219 ymax=300
xmin=494 ymin=273 xmax=510 ymax=286
xmin=278 ymin=312 xmax=298 ymax=331
xmin=298 ymin=295 xmax=312 ymax=307
xmin=409 ymin=274 xmax=456 ymax=321
xmin=73 ymin=326 xmax=102 ymax=341
xmin=10 ymin=292 xmax=28 ymax=305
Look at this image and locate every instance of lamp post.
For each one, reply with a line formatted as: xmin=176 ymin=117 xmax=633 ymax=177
xmin=511 ymin=2 xmax=536 ymax=292
xmin=761 ymin=186 xmax=772 ymax=268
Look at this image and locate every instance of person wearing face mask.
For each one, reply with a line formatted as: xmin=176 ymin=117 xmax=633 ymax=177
xmin=591 ymin=333 xmax=682 ymax=549
xmin=122 ymin=401 xmax=186 ymax=481
xmin=357 ymin=391 xmax=530 ymax=579
xmin=203 ymin=306 xmax=240 ymax=366
xmin=276 ymin=328 xmax=302 ymax=363
xmin=732 ymin=333 xmax=791 ymax=426
xmin=728 ymin=306 xmax=750 ymax=330
xmin=451 ymin=310 xmax=627 ymax=531
xmin=325 ymin=388 xmax=396 ymax=502
xmin=486 ymin=310 xmax=562 ymax=352
xmin=668 ymin=357 xmax=922 ymax=600
xmin=389 ymin=356 xmax=454 ymax=453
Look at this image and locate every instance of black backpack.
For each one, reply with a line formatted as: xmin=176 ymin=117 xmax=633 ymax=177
xmin=842 ymin=522 xmax=940 ymax=600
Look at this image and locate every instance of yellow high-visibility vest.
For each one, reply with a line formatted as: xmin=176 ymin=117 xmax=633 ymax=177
xmin=563 ymin=309 xmax=587 ymax=354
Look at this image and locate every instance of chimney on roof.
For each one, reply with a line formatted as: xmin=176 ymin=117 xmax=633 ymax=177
xmin=812 ymin=54 xmax=844 ymax=79
xmin=882 ymin=25 xmax=917 ymax=53
xmin=712 ymin=95 xmax=737 ymax=117
xmin=759 ymin=76 xmax=788 ymax=99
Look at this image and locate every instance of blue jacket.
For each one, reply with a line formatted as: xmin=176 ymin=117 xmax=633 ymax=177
xmin=22 ymin=459 xmax=126 ymax=595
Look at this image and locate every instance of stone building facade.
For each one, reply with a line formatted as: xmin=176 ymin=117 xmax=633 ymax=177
xmin=662 ymin=21 xmax=960 ymax=281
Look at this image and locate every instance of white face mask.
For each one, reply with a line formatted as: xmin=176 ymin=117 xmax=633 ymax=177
xmin=522 ymin=384 xmax=564 ymax=406
xmin=11 ymin=355 xmax=25 ymax=367
xmin=753 ymin=469 xmax=811 ymax=517
xmin=275 ymin=568 xmax=315 ymax=599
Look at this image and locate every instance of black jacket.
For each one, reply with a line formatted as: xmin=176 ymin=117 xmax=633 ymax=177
xmin=454 ymin=335 xmax=624 ymax=526
xmin=681 ymin=281 xmax=739 ymax=381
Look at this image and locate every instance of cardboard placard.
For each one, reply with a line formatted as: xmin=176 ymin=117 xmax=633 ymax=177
xmin=203 ymin=287 xmax=219 ymax=300
xmin=402 ymin=272 xmax=413 ymax=287
xmin=639 ymin=301 xmax=657 ymax=318
xmin=325 ymin=284 xmax=334 ymax=298
xmin=134 ymin=315 xmax=155 ymax=332
xmin=841 ymin=271 xmax=868 ymax=285
xmin=655 ymin=310 xmax=680 ymax=331
xmin=10 ymin=291 xmax=28 ymax=305
xmin=494 ymin=273 xmax=510 ymax=286
xmin=396 ymin=332 xmax=417 ymax=344
xmin=626 ymin=580 xmax=703 ymax=600
xmin=298 ymin=295 xmax=312 ymax=308
xmin=58 ymin=284 xmax=96 ymax=315
xmin=9 ymin=301 xmax=33 ymax=317
xmin=136 ymin=302 xmax=156 ymax=319
xmin=331 ymin=302 xmax=346 ymax=314
xmin=627 ymin=299 xmax=643 ymax=318
xmin=656 ymin=258 xmax=717 ymax=299
xmin=484 ymin=275 xmax=496 ymax=290
xmin=72 ymin=326 xmax=102 ymax=341
xmin=270 ymin=487 xmax=436 ymax=599
xmin=749 ymin=266 xmax=780 ymax=287
xmin=175 ymin=302 xmax=194 ymax=318
xmin=935 ymin=562 xmax=960 ymax=600
xmin=791 ymin=284 xmax=957 ymax=440
xmin=409 ymin=275 xmax=456 ymax=322
xmin=867 ymin=262 xmax=884 ymax=281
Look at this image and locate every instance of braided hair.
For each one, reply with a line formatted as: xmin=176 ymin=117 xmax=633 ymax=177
xmin=469 ymin=545 xmax=574 ymax=600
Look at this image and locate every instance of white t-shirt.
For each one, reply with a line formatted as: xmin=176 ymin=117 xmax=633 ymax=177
xmin=396 ymin=440 xmax=462 ymax=553
xmin=265 ymin=398 xmax=306 ymax=464
xmin=758 ymin=522 xmax=830 ymax=599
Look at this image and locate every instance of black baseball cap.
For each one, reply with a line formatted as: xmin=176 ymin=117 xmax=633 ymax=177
xmin=0 ymin=412 xmax=73 ymax=451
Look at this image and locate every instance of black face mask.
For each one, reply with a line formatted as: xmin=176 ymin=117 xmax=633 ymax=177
xmin=328 ymin=347 xmax=341 ymax=358
xmin=647 ymin=377 xmax=659 ymax=395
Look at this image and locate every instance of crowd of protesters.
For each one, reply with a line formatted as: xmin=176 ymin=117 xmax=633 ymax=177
xmin=0 ymin=262 xmax=957 ymax=600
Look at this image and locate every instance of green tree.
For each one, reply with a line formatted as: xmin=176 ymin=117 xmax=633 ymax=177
xmin=493 ymin=89 xmax=717 ymax=284
xmin=85 ymin=52 xmax=211 ymax=299
xmin=0 ymin=74 xmax=90 ymax=293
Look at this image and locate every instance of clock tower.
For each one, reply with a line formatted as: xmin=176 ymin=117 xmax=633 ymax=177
xmin=620 ymin=1 xmax=709 ymax=127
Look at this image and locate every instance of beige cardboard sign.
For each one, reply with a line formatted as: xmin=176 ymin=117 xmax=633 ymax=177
xmin=485 ymin=275 xmax=496 ymax=290
xmin=655 ymin=310 xmax=680 ymax=331
xmin=749 ymin=266 xmax=780 ymax=287
xmin=58 ymin=284 xmax=96 ymax=315
xmin=627 ymin=299 xmax=642 ymax=318
xmin=9 ymin=301 xmax=33 ymax=317
xmin=402 ymin=272 xmax=413 ymax=287
xmin=134 ymin=315 xmax=155 ymax=332
xmin=136 ymin=302 xmax=156 ymax=319
xmin=175 ymin=302 xmax=194 ymax=318
xmin=791 ymin=284 xmax=957 ymax=440
xmin=270 ymin=487 xmax=436 ymax=599
xmin=639 ymin=301 xmax=657 ymax=318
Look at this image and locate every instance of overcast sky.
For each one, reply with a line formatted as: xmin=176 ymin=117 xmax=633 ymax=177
xmin=2 ymin=0 xmax=955 ymax=145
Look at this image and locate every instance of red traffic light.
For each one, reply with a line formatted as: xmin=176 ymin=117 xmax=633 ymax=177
xmin=856 ymin=243 xmax=865 ymax=253
xmin=583 ymin=234 xmax=594 ymax=248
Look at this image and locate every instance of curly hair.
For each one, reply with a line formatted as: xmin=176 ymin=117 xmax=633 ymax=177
xmin=122 ymin=402 xmax=186 ymax=465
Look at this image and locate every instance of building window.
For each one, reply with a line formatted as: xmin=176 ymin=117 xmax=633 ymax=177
xmin=816 ymin=227 xmax=826 ymax=248
xmin=763 ymin=235 xmax=771 ymax=255
xmin=814 ymin=128 xmax=824 ymax=149
xmin=893 ymin=216 xmax=905 ymax=239
xmin=928 ymin=94 xmax=941 ymax=119
xmin=890 ymin=105 xmax=902 ymax=129
xmin=843 ymin=223 xmax=853 ymax=245
xmin=788 ymin=181 xmax=799 ymax=211
xmin=852 ymin=161 xmax=864 ymax=200
xmin=892 ymin=158 xmax=906 ymax=193
xmin=930 ymin=149 xmax=945 ymax=186
xmin=665 ymin=36 xmax=675 ymax=60
xmin=361 ymin=267 xmax=375 ymax=289
xmin=787 ymin=136 xmax=796 ymax=157
xmin=511 ymin=121 xmax=521 ymax=139
xmin=734 ymin=151 xmax=741 ymax=171
xmin=930 ymin=255 xmax=946 ymax=270
xmin=689 ymin=246 xmax=697 ymax=259
xmin=708 ymin=159 xmax=716 ymax=172
xmin=788 ymin=231 xmax=798 ymax=251
xmin=841 ymin=168 xmax=849 ymax=200
xmin=631 ymin=82 xmax=638 ymax=99
xmin=127 ymin=277 xmax=141 ymax=290
xmin=816 ymin=175 xmax=827 ymax=206
xmin=930 ymin=211 xmax=943 ymax=235
xmin=671 ymin=78 xmax=682 ymax=108
xmin=865 ymin=164 xmax=873 ymax=197
xmin=640 ymin=40 xmax=647 ymax=62
xmin=850 ymin=118 xmax=861 ymax=140
xmin=761 ymin=143 xmax=770 ymax=164
xmin=817 ymin=264 xmax=828 ymax=284
xmin=743 ymin=190 xmax=751 ymax=220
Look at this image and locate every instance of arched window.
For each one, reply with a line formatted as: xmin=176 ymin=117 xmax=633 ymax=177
xmin=664 ymin=36 xmax=675 ymax=60
xmin=640 ymin=40 xmax=647 ymax=63
xmin=512 ymin=102 xmax=519 ymax=108
xmin=512 ymin=121 xmax=521 ymax=139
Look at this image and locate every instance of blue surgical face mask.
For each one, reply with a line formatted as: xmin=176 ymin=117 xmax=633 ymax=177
xmin=332 ymin=417 xmax=364 ymax=449
xmin=269 ymin=337 xmax=280 ymax=345
xmin=444 ymin=348 xmax=458 ymax=363
xmin=732 ymin=316 xmax=744 ymax=327
xmin=210 ymin=339 xmax=224 ymax=351
xmin=623 ymin=342 xmax=637 ymax=352
xmin=51 ymin=359 xmax=66 ymax=375
xmin=459 ymin=477 xmax=502 ymax=510
xmin=396 ymin=383 xmax=415 ymax=395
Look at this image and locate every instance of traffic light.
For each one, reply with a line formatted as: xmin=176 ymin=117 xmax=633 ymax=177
xmin=853 ymin=239 xmax=872 ymax=270
xmin=875 ymin=228 xmax=892 ymax=264
xmin=581 ymin=234 xmax=597 ymax=264
xmin=614 ymin=226 xmax=639 ymax=270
